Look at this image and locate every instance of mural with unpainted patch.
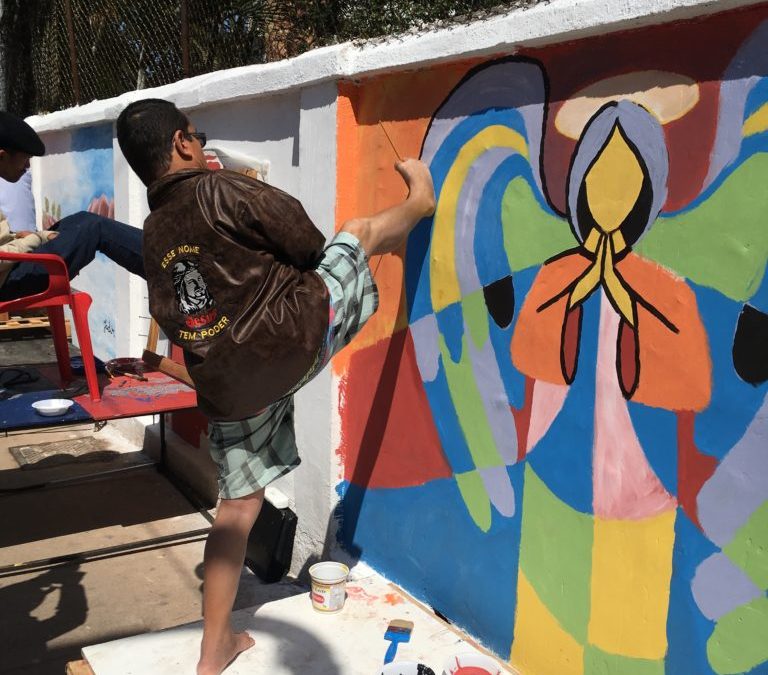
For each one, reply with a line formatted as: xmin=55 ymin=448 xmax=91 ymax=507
xmin=40 ymin=124 xmax=118 ymax=359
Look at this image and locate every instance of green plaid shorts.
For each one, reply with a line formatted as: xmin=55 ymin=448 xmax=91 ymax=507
xmin=208 ymin=231 xmax=378 ymax=499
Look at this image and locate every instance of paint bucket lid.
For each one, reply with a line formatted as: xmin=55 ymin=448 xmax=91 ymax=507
xmin=442 ymin=652 xmax=503 ymax=675
xmin=309 ymin=561 xmax=349 ymax=584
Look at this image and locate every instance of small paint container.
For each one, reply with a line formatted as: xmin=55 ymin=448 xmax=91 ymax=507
xmin=309 ymin=561 xmax=349 ymax=613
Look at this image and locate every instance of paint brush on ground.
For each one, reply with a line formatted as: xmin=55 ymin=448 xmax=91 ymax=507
xmin=383 ymin=619 xmax=414 ymax=664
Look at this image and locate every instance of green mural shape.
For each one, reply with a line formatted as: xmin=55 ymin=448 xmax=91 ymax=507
xmin=707 ymin=596 xmax=768 ymax=675
xmin=723 ymin=500 xmax=768 ymax=589
xmin=462 ymin=290 xmax=490 ymax=350
xmin=636 ymin=153 xmax=768 ymax=302
xmin=584 ymin=644 xmax=665 ymax=675
xmin=518 ymin=465 xmax=593 ymax=643
xmin=455 ymin=470 xmax=492 ymax=532
xmin=438 ymin=334 xmax=504 ymax=471
xmin=501 ymin=176 xmax=575 ymax=272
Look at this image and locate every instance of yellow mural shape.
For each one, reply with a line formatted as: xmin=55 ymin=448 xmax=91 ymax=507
xmin=511 ymin=572 xmax=584 ymax=675
xmin=585 ymin=126 xmax=644 ymax=234
xmin=430 ymin=125 xmax=528 ymax=312
xmin=568 ymin=125 xmax=641 ymax=326
xmin=743 ymin=102 xmax=768 ymax=137
xmin=588 ymin=509 xmax=676 ymax=660
xmin=555 ymin=71 xmax=700 ymax=139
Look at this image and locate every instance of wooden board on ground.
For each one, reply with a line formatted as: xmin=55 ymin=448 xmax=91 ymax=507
xmin=0 ymin=314 xmax=71 ymax=338
xmin=66 ymin=659 xmax=95 ymax=675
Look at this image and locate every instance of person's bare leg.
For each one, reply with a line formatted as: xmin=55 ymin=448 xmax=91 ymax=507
xmin=197 ymin=490 xmax=264 ymax=675
xmin=340 ymin=158 xmax=435 ymax=256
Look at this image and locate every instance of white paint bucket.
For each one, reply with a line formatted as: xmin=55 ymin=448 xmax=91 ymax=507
xmin=308 ymin=561 xmax=349 ymax=613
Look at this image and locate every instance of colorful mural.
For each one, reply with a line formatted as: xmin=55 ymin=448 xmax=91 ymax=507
xmin=40 ymin=124 xmax=118 ymax=359
xmin=336 ymin=6 xmax=768 ymax=674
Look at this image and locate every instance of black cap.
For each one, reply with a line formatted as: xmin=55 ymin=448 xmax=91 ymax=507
xmin=0 ymin=111 xmax=45 ymax=156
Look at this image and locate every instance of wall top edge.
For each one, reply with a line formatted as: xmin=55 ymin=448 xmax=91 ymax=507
xmin=27 ymin=0 xmax=764 ymax=133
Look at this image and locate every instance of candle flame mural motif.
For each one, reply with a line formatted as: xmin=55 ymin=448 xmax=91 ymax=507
xmin=337 ymin=10 xmax=768 ymax=675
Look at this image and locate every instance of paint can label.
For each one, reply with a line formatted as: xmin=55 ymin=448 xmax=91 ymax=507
xmin=310 ymin=580 xmax=347 ymax=612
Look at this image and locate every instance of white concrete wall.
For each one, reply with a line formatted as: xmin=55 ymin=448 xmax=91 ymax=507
xmin=25 ymin=0 xmax=767 ymax=578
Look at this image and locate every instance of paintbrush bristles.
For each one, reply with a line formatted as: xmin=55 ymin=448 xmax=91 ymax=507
xmin=387 ymin=619 xmax=414 ymax=632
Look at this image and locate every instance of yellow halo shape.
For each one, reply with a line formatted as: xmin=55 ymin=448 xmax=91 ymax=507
xmin=556 ymin=71 xmax=700 ymax=140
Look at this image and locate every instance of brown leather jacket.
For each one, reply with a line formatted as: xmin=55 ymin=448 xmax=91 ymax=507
xmin=144 ymin=169 xmax=329 ymax=421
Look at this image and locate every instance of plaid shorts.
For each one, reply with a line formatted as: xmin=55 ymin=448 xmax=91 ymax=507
xmin=208 ymin=231 xmax=378 ymax=499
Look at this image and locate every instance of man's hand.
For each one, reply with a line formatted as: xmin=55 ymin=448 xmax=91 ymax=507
xmin=14 ymin=230 xmax=58 ymax=240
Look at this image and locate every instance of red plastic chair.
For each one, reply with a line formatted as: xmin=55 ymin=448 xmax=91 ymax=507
xmin=0 ymin=250 xmax=101 ymax=402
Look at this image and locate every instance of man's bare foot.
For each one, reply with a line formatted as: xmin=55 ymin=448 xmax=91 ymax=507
xmin=395 ymin=158 xmax=436 ymax=218
xmin=197 ymin=631 xmax=255 ymax=675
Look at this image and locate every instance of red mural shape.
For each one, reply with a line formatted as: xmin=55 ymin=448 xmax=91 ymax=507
xmin=340 ymin=328 xmax=451 ymax=489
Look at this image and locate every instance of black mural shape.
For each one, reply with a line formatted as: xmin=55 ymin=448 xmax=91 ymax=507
xmin=483 ymin=275 xmax=515 ymax=328
xmin=733 ymin=304 xmax=768 ymax=385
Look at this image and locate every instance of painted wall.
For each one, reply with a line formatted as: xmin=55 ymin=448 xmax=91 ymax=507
xmin=335 ymin=5 xmax=768 ymax=673
xmin=34 ymin=124 xmax=120 ymax=359
xmin=24 ymin=0 xmax=768 ymax=665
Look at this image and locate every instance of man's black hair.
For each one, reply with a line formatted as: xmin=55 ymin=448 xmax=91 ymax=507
xmin=116 ymin=99 xmax=189 ymax=186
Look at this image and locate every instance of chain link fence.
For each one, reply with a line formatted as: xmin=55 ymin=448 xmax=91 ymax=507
xmin=1 ymin=0 xmax=546 ymax=118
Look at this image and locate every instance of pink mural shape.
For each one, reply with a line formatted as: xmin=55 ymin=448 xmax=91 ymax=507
xmin=593 ymin=293 xmax=677 ymax=520
xmin=526 ymin=379 xmax=569 ymax=453
xmin=87 ymin=194 xmax=114 ymax=219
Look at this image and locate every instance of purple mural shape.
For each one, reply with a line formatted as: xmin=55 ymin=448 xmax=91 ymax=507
xmin=704 ymin=20 xmax=768 ymax=191
xmin=692 ymin=552 xmax=763 ymax=621
xmin=697 ymin=395 xmax=768 ymax=548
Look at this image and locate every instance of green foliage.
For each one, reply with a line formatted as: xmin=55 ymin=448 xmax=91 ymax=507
xmin=1 ymin=0 xmax=545 ymax=117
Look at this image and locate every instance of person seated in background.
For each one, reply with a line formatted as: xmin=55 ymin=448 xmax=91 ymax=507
xmin=0 ymin=167 xmax=35 ymax=233
xmin=0 ymin=110 xmax=145 ymax=301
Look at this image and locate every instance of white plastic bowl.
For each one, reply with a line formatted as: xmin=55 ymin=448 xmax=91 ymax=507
xmin=31 ymin=399 xmax=74 ymax=416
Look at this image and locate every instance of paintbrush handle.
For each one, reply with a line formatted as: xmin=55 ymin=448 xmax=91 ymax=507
xmin=384 ymin=639 xmax=399 ymax=665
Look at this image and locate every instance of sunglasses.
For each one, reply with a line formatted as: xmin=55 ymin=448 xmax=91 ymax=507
xmin=184 ymin=131 xmax=207 ymax=147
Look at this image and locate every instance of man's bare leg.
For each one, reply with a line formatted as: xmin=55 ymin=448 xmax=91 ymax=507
xmin=340 ymin=158 xmax=436 ymax=256
xmin=197 ymin=490 xmax=264 ymax=675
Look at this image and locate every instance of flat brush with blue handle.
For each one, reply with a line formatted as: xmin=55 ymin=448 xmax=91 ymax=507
xmin=383 ymin=619 xmax=414 ymax=664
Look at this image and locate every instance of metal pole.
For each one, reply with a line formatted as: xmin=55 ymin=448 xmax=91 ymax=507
xmin=0 ymin=0 xmax=6 ymax=110
xmin=63 ymin=0 xmax=81 ymax=105
xmin=180 ymin=0 xmax=190 ymax=78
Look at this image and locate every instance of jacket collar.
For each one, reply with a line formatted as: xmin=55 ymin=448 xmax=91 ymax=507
xmin=147 ymin=169 xmax=207 ymax=211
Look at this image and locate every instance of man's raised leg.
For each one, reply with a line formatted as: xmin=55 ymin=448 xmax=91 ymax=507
xmin=339 ymin=158 xmax=436 ymax=257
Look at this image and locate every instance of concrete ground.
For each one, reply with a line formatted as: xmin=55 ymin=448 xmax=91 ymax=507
xmin=81 ymin=571 xmax=510 ymax=675
xmin=0 ymin=422 xmax=302 ymax=675
xmin=0 ymin=334 xmax=303 ymax=675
